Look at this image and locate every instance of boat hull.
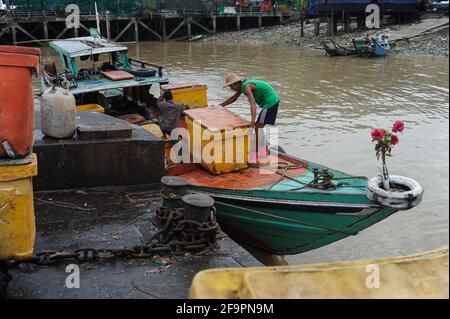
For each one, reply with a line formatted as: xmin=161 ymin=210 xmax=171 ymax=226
xmin=353 ymin=38 xmax=390 ymax=58
xmin=168 ymin=152 xmax=400 ymax=256
xmin=192 ymin=187 xmax=397 ymax=255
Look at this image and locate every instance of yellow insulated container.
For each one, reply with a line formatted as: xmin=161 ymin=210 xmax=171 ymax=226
xmin=161 ymin=83 xmax=208 ymax=109
xmin=184 ymin=107 xmax=250 ymax=175
xmin=76 ymin=104 xmax=105 ymax=113
xmin=190 ymin=247 xmax=449 ymax=299
xmin=0 ymin=155 xmax=38 ymax=260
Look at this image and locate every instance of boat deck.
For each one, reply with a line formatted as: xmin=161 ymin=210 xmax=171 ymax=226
xmin=170 ymin=153 xmax=368 ymax=195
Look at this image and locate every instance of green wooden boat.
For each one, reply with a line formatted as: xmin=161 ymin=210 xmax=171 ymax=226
xmin=42 ymin=34 xmax=169 ymax=114
xmin=168 ymin=152 xmax=422 ymax=255
xmin=320 ymin=39 xmax=358 ymax=57
xmin=353 ymin=36 xmax=391 ymax=58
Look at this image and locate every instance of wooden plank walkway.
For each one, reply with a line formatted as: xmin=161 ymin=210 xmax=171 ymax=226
xmin=387 ymin=17 xmax=449 ymax=42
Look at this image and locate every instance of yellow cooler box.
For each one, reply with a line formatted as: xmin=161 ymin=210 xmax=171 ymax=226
xmin=184 ymin=107 xmax=250 ymax=175
xmin=76 ymin=104 xmax=105 ymax=113
xmin=0 ymin=155 xmax=38 ymax=260
xmin=161 ymin=83 xmax=208 ymax=109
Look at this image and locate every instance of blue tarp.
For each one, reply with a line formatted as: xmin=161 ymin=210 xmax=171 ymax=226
xmin=307 ymin=0 xmax=320 ymax=15
xmin=307 ymin=0 xmax=371 ymax=15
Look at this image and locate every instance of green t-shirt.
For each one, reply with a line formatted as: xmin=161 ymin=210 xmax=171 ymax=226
xmin=241 ymin=79 xmax=280 ymax=109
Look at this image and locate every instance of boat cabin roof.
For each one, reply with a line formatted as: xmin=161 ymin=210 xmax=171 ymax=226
xmin=50 ymin=37 xmax=128 ymax=58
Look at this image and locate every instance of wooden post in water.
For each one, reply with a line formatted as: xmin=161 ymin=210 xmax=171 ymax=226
xmin=236 ymin=14 xmax=241 ymax=31
xmin=300 ymin=8 xmax=304 ymax=37
xmin=187 ymin=17 xmax=192 ymax=38
xmin=327 ymin=13 xmax=332 ymax=36
xmin=134 ymin=18 xmax=139 ymax=43
xmin=258 ymin=15 xmax=262 ymax=29
xmin=212 ymin=16 xmax=217 ymax=34
xmin=314 ymin=15 xmax=320 ymax=36
xmin=11 ymin=24 xmax=17 ymax=45
xmin=344 ymin=14 xmax=351 ymax=33
xmin=162 ymin=16 xmax=167 ymax=41
xmin=106 ymin=14 xmax=111 ymax=40
xmin=43 ymin=20 xmax=49 ymax=41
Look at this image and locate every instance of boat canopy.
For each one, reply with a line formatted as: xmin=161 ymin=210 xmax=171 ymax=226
xmin=49 ymin=37 xmax=128 ymax=58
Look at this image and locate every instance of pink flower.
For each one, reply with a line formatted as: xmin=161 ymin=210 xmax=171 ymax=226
xmin=371 ymin=129 xmax=386 ymax=141
xmin=391 ymin=134 xmax=400 ymax=146
xmin=393 ymin=121 xmax=405 ymax=133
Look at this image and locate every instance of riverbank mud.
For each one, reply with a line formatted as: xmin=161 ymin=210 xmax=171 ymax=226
xmin=201 ymin=17 xmax=449 ymax=57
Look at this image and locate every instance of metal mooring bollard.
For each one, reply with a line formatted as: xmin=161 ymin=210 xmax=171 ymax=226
xmin=160 ymin=176 xmax=190 ymax=210
xmin=182 ymin=194 xmax=215 ymax=223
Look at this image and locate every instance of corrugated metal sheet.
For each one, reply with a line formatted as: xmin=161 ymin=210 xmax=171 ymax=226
xmin=326 ymin=0 xmax=372 ymax=4
xmin=9 ymin=0 xmax=295 ymax=13
xmin=159 ymin=0 xmax=205 ymax=11
xmin=381 ymin=0 xmax=417 ymax=4
xmin=11 ymin=0 xmax=150 ymax=13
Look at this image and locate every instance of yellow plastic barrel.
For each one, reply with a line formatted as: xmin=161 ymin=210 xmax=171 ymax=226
xmin=0 ymin=154 xmax=38 ymax=260
xmin=190 ymin=247 xmax=449 ymax=299
xmin=161 ymin=83 xmax=208 ymax=109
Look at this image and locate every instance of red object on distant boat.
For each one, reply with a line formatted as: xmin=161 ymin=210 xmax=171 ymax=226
xmin=117 ymin=113 xmax=146 ymax=124
xmin=0 ymin=45 xmax=40 ymax=159
xmin=101 ymin=70 xmax=135 ymax=81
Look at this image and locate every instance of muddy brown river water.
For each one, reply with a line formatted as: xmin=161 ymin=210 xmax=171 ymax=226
xmin=37 ymin=42 xmax=449 ymax=265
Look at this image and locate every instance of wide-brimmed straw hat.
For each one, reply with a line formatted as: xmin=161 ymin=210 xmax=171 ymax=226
xmin=223 ymin=73 xmax=244 ymax=88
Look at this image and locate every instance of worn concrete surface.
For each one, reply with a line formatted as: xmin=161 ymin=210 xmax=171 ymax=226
xmin=7 ymin=185 xmax=261 ymax=299
xmin=202 ymin=16 xmax=449 ymax=57
xmin=33 ymin=111 xmax=165 ymax=191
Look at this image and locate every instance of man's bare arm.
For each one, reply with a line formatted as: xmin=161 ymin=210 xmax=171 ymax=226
xmin=220 ymin=91 xmax=241 ymax=107
xmin=243 ymin=84 xmax=258 ymax=127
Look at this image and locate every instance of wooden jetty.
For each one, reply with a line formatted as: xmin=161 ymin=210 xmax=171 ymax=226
xmin=0 ymin=8 xmax=295 ymax=46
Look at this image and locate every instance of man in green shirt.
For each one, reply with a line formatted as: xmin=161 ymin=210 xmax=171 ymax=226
xmin=220 ymin=73 xmax=280 ymax=163
xmin=219 ymin=73 xmax=280 ymax=129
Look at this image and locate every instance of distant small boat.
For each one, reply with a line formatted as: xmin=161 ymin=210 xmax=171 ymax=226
xmin=320 ymin=39 xmax=358 ymax=57
xmin=42 ymin=35 xmax=169 ymax=107
xmin=353 ymin=35 xmax=391 ymax=58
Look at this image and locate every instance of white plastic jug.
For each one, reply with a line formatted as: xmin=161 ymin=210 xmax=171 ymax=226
xmin=40 ymin=86 xmax=76 ymax=139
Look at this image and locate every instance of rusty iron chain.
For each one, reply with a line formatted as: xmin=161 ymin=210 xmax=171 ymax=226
xmin=7 ymin=208 xmax=220 ymax=268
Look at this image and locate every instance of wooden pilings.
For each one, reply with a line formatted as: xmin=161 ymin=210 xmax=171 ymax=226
xmin=106 ymin=15 xmax=111 ymax=40
xmin=134 ymin=18 xmax=139 ymax=43
xmin=0 ymin=11 xmax=293 ymax=45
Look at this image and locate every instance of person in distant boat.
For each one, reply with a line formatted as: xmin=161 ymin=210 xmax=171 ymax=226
xmin=157 ymin=91 xmax=187 ymax=137
xmin=219 ymin=73 xmax=280 ymax=129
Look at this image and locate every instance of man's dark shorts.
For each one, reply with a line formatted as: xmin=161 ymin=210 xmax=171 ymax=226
xmin=257 ymin=102 xmax=279 ymax=126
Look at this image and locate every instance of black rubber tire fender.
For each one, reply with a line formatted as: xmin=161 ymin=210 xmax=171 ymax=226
xmin=127 ymin=67 xmax=157 ymax=78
